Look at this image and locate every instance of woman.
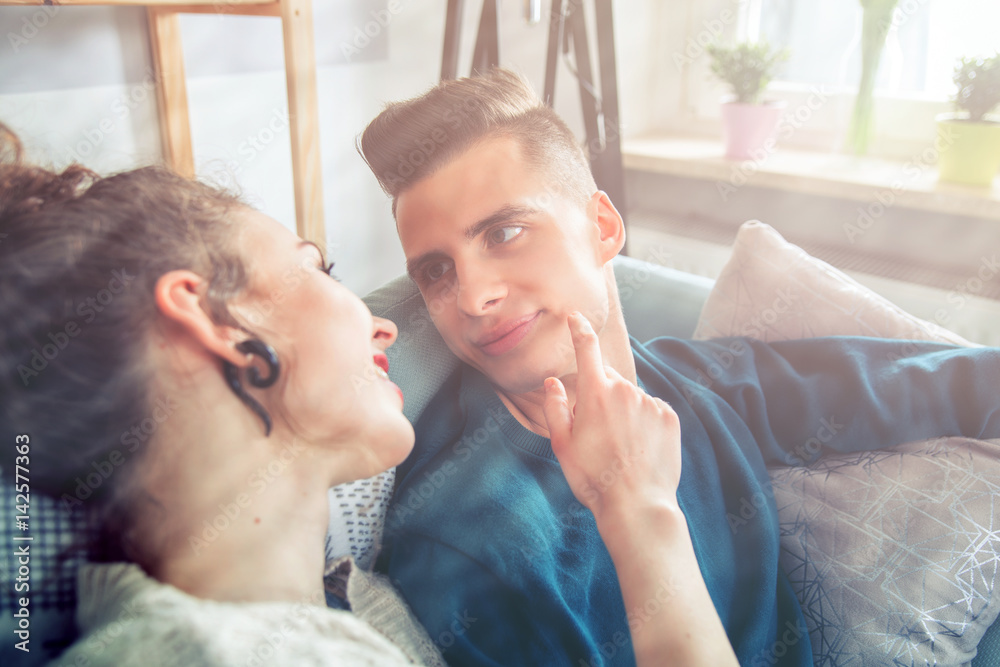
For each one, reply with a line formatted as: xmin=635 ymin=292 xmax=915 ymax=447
xmin=1 ymin=126 xmax=439 ymax=666
xmin=0 ymin=124 xmax=736 ymax=666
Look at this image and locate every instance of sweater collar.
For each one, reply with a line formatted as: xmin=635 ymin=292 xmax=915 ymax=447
xmin=459 ymin=366 xmax=557 ymax=460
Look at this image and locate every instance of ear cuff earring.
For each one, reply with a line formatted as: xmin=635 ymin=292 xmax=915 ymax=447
xmin=222 ymin=339 xmax=280 ymax=436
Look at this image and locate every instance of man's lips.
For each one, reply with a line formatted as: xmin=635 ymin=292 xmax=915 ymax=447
xmin=475 ymin=312 xmax=541 ymax=357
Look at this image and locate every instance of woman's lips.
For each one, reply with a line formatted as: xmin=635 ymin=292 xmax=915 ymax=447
xmin=373 ymin=353 xmax=403 ymax=407
xmin=476 ymin=312 xmax=541 ymax=357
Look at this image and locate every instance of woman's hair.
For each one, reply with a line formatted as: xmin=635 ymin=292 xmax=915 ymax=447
xmin=358 ymin=68 xmax=597 ymax=215
xmin=0 ymin=124 xmax=249 ymax=562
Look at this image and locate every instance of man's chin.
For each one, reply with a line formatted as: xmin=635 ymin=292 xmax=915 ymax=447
xmin=494 ymin=375 xmax=548 ymax=397
xmin=461 ymin=338 xmax=569 ymax=396
xmin=474 ymin=360 xmax=554 ymax=397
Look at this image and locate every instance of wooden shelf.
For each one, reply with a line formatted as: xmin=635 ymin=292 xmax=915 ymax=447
xmin=623 ymin=135 xmax=1000 ymax=221
xmin=3 ymin=0 xmax=325 ymax=246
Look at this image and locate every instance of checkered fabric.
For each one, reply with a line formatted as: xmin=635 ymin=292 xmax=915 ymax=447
xmin=0 ymin=477 xmax=93 ymax=613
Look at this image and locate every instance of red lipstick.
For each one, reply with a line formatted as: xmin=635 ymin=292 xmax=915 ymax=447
xmin=373 ymin=353 xmax=403 ymax=407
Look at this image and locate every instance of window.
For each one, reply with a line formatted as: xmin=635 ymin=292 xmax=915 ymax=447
xmin=744 ymin=0 xmax=1000 ymax=98
xmin=670 ymin=0 xmax=1000 ymax=159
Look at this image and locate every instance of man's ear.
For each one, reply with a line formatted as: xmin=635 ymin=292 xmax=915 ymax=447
xmin=154 ymin=270 xmax=247 ymax=367
xmin=590 ymin=190 xmax=626 ymax=263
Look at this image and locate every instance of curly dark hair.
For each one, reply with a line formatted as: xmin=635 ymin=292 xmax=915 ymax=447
xmin=0 ymin=123 xmax=249 ymax=562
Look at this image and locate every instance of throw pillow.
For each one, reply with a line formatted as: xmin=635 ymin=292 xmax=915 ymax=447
xmin=694 ymin=220 xmax=999 ymax=666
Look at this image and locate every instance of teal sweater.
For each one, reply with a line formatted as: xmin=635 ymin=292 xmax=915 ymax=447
xmin=377 ymin=336 xmax=1000 ymax=666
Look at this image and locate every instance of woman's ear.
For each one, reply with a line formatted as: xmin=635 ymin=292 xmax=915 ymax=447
xmin=590 ymin=190 xmax=626 ymax=263
xmin=154 ymin=270 xmax=246 ymax=366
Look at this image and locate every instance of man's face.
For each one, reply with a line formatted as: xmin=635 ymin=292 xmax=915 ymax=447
xmin=395 ymin=136 xmax=622 ymax=395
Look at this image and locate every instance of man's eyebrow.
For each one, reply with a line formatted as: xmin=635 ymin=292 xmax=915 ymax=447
xmin=405 ymin=205 xmax=539 ymax=280
xmin=464 ymin=205 xmax=538 ymax=240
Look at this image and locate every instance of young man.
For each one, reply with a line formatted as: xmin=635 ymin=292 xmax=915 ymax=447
xmin=359 ymin=69 xmax=1000 ymax=666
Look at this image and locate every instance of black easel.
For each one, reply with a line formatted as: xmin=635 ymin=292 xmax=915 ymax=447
xmin=440 ymin=0 xmax=628 ymax=249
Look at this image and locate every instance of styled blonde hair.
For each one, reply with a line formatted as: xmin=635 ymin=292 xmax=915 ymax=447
xmin=358 ymin=68 xmax=597 ymax=214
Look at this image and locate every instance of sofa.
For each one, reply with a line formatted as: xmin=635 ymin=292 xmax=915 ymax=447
xmin=358 ymin=221 xmax=1000 ymax=666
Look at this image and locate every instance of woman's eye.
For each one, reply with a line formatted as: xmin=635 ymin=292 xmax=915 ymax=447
xmin=424 ymin=260 xmax=452 ymax=283
xmin=487 ymin=226 xmax=523 ymax=245
xmin=321 ymin=261 xmax=338 ymax=279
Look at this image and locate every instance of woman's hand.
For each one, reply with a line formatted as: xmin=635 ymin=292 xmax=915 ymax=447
xmin=542 ymin=312 xmax=682 ymax=524
xmin=542 ymin=312 xmax=739 ymax=667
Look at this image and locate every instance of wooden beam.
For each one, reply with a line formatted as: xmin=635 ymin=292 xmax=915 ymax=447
xmin=2 ymin=0 xmax=274 ymax=6
xmin=543 ymin=0 xmax=565 ymax=106
xmin=441 ymin=0 xmax=464 ymax=80
xmin=155 ymin=3 xmax=280 ymax=16
xmin=280 ymin=0 xmax=325 ymax=246
xmin=1 ymin=0 xmax=279 ymax=14
xmin=593 ymin=0 xmax=626 ymax=227
xmin=146 ymin=7 xmax=195 ymax=178
xmin=470 ymin=0 xmax=499 ymax=76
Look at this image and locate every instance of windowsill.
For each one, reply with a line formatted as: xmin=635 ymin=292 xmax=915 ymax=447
xmin=622 ymin=135 xmax=1000 ymax=221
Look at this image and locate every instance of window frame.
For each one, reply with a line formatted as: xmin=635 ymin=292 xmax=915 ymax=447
xmin=666 ymin=0 xmax=964 ymax=161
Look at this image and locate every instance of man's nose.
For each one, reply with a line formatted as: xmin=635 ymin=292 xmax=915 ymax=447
xmin=456 ymin=263 xmax=506 ymax=315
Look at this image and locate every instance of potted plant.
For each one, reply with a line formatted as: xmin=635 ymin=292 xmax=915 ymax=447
xmin=707 ymin=40 xmax=790 ymax=161
xmin=937 ymin=53 xmax=1000 ymax=187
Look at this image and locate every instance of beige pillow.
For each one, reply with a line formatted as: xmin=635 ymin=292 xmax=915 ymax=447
xmin=692 ymin=220 xmax=1000 ymax=665
xmin=692 ymin=220 xmax=973 ymax=346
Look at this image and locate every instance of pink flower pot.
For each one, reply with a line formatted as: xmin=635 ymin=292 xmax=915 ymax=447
xmin=720 ymin=100 xmax=787 ymax=161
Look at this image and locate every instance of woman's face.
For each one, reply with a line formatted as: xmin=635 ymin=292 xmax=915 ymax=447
xmin=234 ymin=208 xmax=414 ymax=475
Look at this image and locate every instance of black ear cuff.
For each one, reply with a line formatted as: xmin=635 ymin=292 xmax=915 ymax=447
xmin=222 ymin=339 xmax=280 ymax=436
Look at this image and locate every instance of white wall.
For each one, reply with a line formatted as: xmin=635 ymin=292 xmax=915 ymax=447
xmin=0 ymin=0 xmax=659 ymax=296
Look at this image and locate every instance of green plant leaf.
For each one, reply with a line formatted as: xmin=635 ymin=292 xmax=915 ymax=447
xmin=953 ymin=53 xmax=1000 ymax=122
xmin=845 ymin=0 xmax=899 ymax=155
xmin=706 ymin=40 xmax=790 ymax=105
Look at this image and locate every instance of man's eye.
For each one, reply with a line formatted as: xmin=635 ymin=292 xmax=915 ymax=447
xmin=424 ymin=260 xmax=452 ymax=283
xmin=487 ymin=226 xmax=523 ymax=245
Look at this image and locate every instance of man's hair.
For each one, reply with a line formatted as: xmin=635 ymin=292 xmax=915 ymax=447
xmin=358 ymin=68 xmax=597 ymax=214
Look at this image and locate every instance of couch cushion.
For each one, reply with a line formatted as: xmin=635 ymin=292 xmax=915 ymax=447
xmin=695 ymin=220 xmax=1000 ymax=665
xmin=771 ymin=437 xmax=1000 ymax=666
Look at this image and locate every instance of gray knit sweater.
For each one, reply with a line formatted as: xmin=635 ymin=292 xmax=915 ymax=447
xmin=49 ymin=559 xmax=446 ymax=667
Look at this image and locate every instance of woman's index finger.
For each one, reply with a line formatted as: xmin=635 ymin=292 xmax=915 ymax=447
xmin=569 ymin=312 xmax=605 ymax=387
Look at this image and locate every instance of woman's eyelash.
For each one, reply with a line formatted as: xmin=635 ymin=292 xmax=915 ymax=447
xmin=321 ymin=261 xmax=339 ymax=280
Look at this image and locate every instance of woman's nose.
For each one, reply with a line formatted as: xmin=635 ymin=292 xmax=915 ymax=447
xmin=372 ymin=316 xmax=398 ymax=350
